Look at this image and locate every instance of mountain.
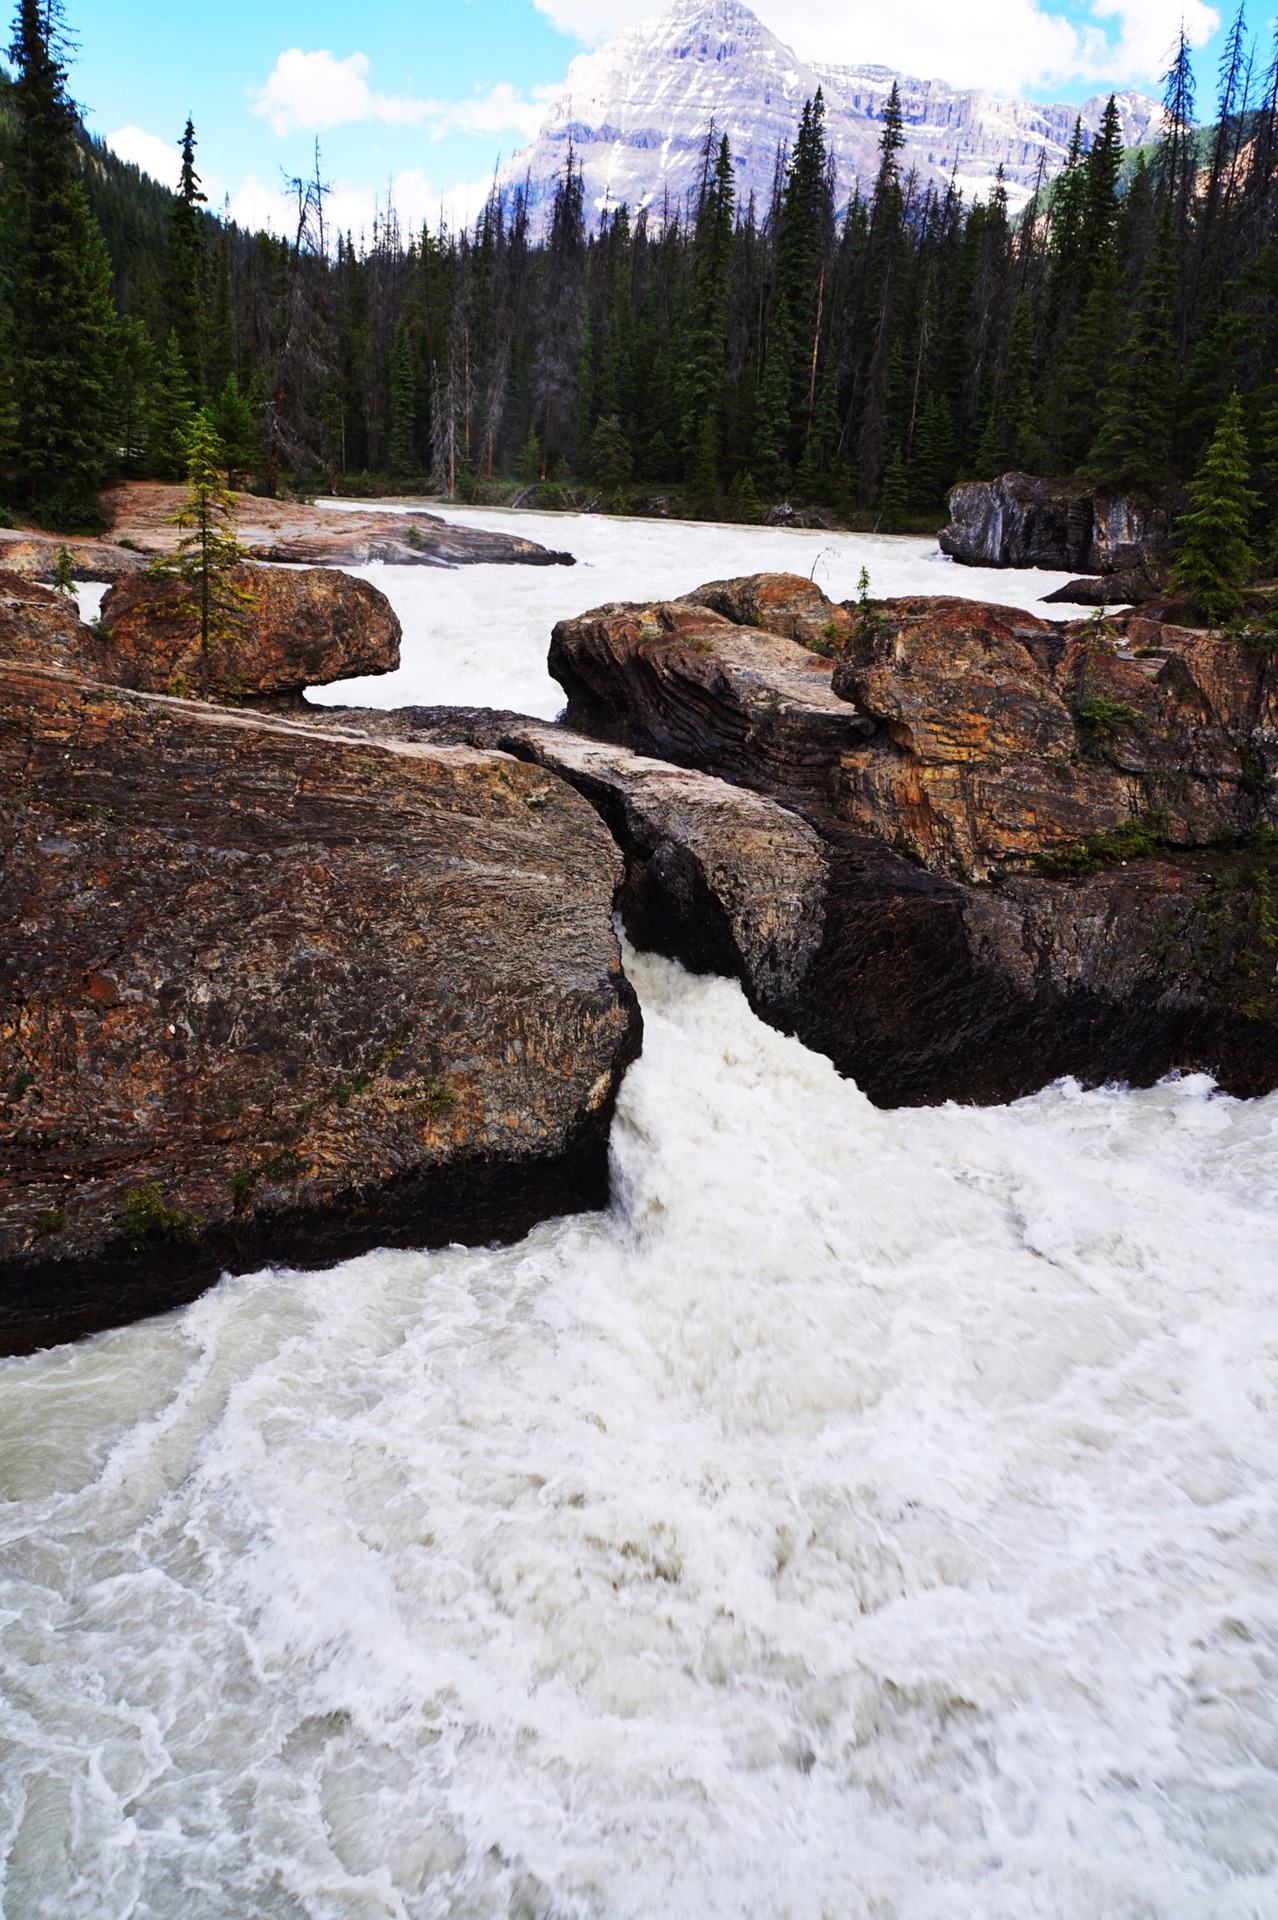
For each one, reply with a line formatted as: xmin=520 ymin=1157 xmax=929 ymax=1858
xmin=498 ymin=0 xmax=1161 ymax=225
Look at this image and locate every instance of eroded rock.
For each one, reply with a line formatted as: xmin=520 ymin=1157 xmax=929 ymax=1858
xmin=548 ymin=597 xmax=873 ymax=801
xmin=941 ymin=472 xmax=1171 ymax=575
xmin=305 ymin=704 xmax=828 ymax=1021
xmin=0 ymin=570 xmax=93 ymax=668
xmin=547 ymin=578 xmax=1278 ymax=1104
xmin=92 ymin=562 xmax=401 ymax=700
xmin=0 ymin=666 xmax=640 ymax=1353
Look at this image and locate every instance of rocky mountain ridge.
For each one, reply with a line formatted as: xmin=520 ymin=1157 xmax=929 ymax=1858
xmin=499 ymin=0 xmax=1160 ymax=224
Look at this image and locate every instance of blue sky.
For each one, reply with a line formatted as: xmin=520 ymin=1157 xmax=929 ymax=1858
xmin=44 ymin=0 xmax=1276 ymax=236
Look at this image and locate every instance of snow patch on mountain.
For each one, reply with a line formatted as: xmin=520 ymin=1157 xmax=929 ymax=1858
xmin=497 ymin=0 xmax=1160 ymax=226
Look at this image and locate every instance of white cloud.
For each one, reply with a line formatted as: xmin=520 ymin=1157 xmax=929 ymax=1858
xmin=250 ymin=47 xmax=552 ymax=142
xmin=530 ymin=0 xmax=1217 ymax=92
xmin=105 ymin=124 xmax=182 ymax=187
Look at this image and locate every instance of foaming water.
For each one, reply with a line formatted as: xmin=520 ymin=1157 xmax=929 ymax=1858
xmin=302 ymin=509 xmax=1106 ymax=717
xmin=3 ymin=951 xmax=1277 ymax=1917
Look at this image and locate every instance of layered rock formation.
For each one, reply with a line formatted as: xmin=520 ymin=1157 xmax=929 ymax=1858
xmin=0 ymin=485 xmax=576 ymax=582
xmin=306 ymin=703 xmax=827 ymax=1023
xmin=546 ymin=574 xmax=1278 ymax=1104
xmin=0 ymin=666 xmax=640 ymax=1354
xmin=92 ymin=563 xmax=402 ymax=701
xmin=246 ymin=513 xmax=574 ymax=569
xmin=0 ymin=571 xmax=88 ymax=667
xmin=941 ymin=472 xmax=1171 ymax=581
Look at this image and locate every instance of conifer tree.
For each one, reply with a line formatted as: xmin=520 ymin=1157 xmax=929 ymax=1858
xmin=211 ymin=374 xmax=257 ymax=488
xmin=1171 ymin=391 xmax=1260 ymax=623
xmin=3 ymin=0 xmax=118 ymax=524
xmin=1087 ymin=207 xmax=1177 ymax=488
xmin=151 ymin=408 xmax=252 ymax=688
xmin=114 ymin=316 xmax=158 ymax=474
xmin=206 ymin=227 xmax=236 ymax=396
xmin=150 ymin=329 xmax=196 ymax=478
xmin=387 ymin=322 xmax=417 ymax=477
xmin=167 ymin=117 xmax=206 ymax=396
xmin=878 ymin=444 xmax=908 ymax=529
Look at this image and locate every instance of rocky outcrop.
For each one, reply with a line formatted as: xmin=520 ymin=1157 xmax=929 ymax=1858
xmin=247 ymin=512 xmax=575 ymax=569
xmin=940 ymin=472 xmax=1171 ymax=576
xmin=548 ymin=596 xmax=874 ymax=800
xmin=0 ymin=665 xmax=640 ymax=1354
xmin=305 ymin=703 xmax=827 ymax=1021
xmin=1040 ymin=567 xmax=1159 ymax=605
xmin=0 ymin=534 xmax=149 ymax=583
xmin=831 ymin=596 xmax=1276 ymax=878
xmin=0 ymin=570 xmax=92 ymax=668
xmin=547 ymin=579 xmax=1278 ymax=1105
xmin=680 ymin=572 xmax=854 ymax=652
xmin=91 ymin=563 xmax=401 ymax=701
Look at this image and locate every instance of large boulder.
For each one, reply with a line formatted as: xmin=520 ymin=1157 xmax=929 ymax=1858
xmin=0 ymin=665 xmax=640 ymax=1354
xmin=548 ymin=597 xmax=873 ymax=800
xmin=680 ymin=572 xmax=855 ymax=653
xmin=940 ymin=472 xmax=1171 ymax=575
xmin=304 ymin=704 xmax=828 ymax=1023
xmin=247 ymin=512 xmax=575 ymax=569
xmin=0 ymin=570 xmax=92 ymax=668
xmin=546 ymin=578 xmax=1278 ymax=1105
xmin=92 ymin=562 xmax=401 ymax=700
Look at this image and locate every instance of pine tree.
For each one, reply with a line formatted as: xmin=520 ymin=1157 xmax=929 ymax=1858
xmin=387 ymin=322 xmax=417 ymax=477
xmin=150 ymin=408 xmax=253 ymax=689
xmin=878 ymin=444 xmax=908 ymax=529
xmin=167 ymin=117 xmax=207 ymax=397
xmin=211 ymin=374 xmax=257 ymax=488
xmin=1171 ymin=391 xmax=1260 ymax=623
xmin=114 ymin=316 xmax=158 ymax=474
xmin=978 ymin=296 xmax=1040 ymax=474
xmin=1087 ymin=207 xmax=1177 ymax=489
xmin=3 ymin=0 xmax=118 ymax=524
xmin=206 ymin=227 xmax=236 ymax=396
xmin=589 ymin=414 xmax=634 ymax=491
xmin=150 ymin=330 xmax=196 ymax=478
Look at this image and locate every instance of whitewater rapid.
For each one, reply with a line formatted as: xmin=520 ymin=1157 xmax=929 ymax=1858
xmin=24 ymin=519 xmax=1278 ymax=1916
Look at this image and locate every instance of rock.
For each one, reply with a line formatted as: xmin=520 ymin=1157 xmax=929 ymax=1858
xmin=304 ymin=704 xmax=828 ymax=1022
xmin=941 ymin=472 xmax=1171 ymax=574
xmin=0 ymin=665 xmax=641 ymax=1355
xmin=1040 ymin=567 xmax=1158 ymax=605
xmin=548 ymin=597 xmax=873 ymax=801
xmin=762 ymin=502 xmax=836 ymax=529
xmin=680 ymin=572 xmax=854 ymax=654
xmin=92 ymin=562 xmax=401 ymax=701
xmin=547 ymin=576 xmax=1278 ymax=1105
xmin=0 ymin=570 xmax=94 ymax=668
xmin=0 ymin=534 xmax=150 ymax=582
xmin=245 ymin=511 xmax=575 ymax=569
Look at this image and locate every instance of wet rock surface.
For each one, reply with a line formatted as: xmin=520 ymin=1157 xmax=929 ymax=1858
xmin=548 ymin=595 xmax=874 ymax=801
xmin=246 ymin=512 xmax=575 ymax=569
xmin=0 ymin=666 xmax=640 ymax=1354
xmin=941 ymin=472 xmax=1171 ymax=575
xmin=308 ymin=703 xmax=827 ymax=1022
xmin=547 ymin=579 xmax=1278 ymax=1105
xmin=0 ymin=570 xmax=93 ymax=668
xmin=91 ymin=563 xmax=402 ymax=700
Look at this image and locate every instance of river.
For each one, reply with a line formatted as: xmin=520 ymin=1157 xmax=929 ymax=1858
xmin=14 ymin=514 xmax=1278 ymax=1917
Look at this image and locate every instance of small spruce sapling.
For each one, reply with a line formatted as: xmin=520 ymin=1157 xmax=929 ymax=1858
xmin=51 ymin=544 xmax=75 ymax=595
xmin=150 ymin=410 xmax=253 ymax=691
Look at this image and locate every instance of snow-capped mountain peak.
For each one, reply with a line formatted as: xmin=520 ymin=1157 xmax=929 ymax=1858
xmin=498 ymin=0 xmax=1160 ymax=226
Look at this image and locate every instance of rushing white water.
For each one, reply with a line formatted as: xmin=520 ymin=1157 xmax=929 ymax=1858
xmin=304 ymin=507 xmax=1105 ymax=717
xmin=16 ymin=518 xmax=1278 ymax=1917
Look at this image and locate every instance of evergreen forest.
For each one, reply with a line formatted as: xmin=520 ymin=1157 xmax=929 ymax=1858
xmin=2 ymin=0 xmax=1278 ymax=549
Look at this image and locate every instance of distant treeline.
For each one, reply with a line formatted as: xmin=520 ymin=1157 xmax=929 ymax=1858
xmin=2 ymin=0 xmax=1277 ymax=532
